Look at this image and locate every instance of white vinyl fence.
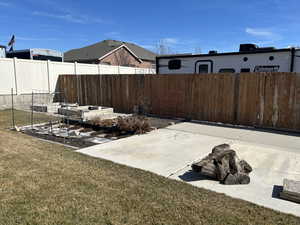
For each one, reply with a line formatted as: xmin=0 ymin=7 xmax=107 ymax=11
xmin=0 ymin=58 xmax=155 ymax=95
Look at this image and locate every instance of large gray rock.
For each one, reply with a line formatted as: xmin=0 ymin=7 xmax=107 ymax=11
xmin=192 ymin=144 xmax=252 ymax=185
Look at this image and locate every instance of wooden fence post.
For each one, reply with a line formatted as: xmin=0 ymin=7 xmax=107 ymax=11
xmin=74 ymin=62 xmax=80 ymax=104
xmin=233 ymin=73 xmax=240 ymax=124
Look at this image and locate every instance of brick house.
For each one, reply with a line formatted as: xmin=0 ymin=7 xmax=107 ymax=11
xmin=64 ymin=40 xmax=156 ymax=68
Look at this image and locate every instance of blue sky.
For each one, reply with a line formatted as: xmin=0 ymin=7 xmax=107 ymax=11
xmin=0 ymin=0 xmax=300 ymax=54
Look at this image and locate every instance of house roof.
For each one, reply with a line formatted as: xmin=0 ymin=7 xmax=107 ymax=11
xmin=64 ymin=40 xmax=156 ymax=62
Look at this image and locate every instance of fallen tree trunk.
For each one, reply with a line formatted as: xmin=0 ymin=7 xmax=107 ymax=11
xmin=192 ymin=144 xmax=252 ymax=185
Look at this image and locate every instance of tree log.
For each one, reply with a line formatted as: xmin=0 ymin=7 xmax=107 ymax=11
xmin=191 ymin=144 xmax=252 ymax=185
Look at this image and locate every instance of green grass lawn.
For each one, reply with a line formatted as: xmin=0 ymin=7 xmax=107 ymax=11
xmin=0 ymin=109 xmax=299 ymax=225
xmin=1 ymin=109 xmax=58 ymax=129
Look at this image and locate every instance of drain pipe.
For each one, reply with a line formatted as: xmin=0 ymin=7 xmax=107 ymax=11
xmin=290 ymin=47 xmax=296 ymax=72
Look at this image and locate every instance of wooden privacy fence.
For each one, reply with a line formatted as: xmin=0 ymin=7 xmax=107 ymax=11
xmin=58 ymin=73 xmax=300 ymax=132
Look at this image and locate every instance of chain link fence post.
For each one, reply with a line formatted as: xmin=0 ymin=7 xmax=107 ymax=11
xmin=11 ymin=88 xmax=15 ymax=129
xmin=31 ymin=91 xmax=34 ymax=130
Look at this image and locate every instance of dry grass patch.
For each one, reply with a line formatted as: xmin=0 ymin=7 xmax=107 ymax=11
xmin=0 ymin=109 xmax=57 ymax=129
xmin=0 ymin=110 xmax=299 ymax=225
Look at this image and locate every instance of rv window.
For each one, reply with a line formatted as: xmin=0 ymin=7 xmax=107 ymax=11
xmin=241 ymin=68 xmax=251 ymax=73
xmin=219 ymin=68 xmax=235 ymax=73
xmin=168 ymin=59 xmax=181 ymax=70
xmin=198 ymin=64 xmax=209 ymax=74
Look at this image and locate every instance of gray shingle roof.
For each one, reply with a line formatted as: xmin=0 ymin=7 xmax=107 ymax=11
xmin=64 ymin=40 xmax=156 ymax=62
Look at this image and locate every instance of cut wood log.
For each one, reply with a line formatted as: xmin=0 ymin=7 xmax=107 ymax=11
xmin=191 ymin=144 xmax=252 ymax=185
xmin=223 ymin=173 xmax=250 ymax=185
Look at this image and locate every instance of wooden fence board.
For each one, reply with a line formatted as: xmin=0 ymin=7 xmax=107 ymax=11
xmin=238 ymin=74 xmax=259 ymax=126
xmin=263 ymin=73 xmax=274 ymax=127
xmin=59 ymin=73 xmax=300 ymax=132
xmin=293 ymin=75 xmax=300 ymax=130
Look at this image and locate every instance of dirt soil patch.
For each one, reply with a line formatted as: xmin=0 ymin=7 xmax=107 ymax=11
xmin=20 ymin=114 xmax=181 ymax=148
xmin=23 ymin=129 xmax=96 ymax=148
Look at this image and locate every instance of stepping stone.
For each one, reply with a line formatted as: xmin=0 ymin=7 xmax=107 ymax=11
xmin=85 ymin=137 xmax=112 ymax=144
xmin=31 ymin=105 xmax=47 ymax=112
xmin=280 ymin=179 xmax=300 ymax=204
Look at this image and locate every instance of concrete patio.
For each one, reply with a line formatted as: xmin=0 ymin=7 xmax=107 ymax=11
xmin=77 ymin=122 xmax=300 ymax=216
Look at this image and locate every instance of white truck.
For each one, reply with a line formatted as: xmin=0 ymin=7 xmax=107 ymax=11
xmin=156 ymin=44 xmax=300 ymax=74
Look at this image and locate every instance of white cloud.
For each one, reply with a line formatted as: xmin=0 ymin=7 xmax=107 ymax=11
xmin=17 ymin=36 xmax=58 ymax=41
xmin=0 ymin=35 xmax=58 ymax=42
xmin=245 ymin=27 xmax=282 ymax=44
xmin=245 ymin=28 xmax=274 ymax=37
xmin=33 ymin=11 xmax=104 ymax=24
xmin=0 ymin=1 xmax=11 ymax=7
xmin=162 ymin=38 xmax=178 ymax=45
xmin=104 ymin=32 xmax=120 ymax=38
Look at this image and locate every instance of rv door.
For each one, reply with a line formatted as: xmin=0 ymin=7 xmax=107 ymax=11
xmin=195 ymin=60 xmax=213 ymax=74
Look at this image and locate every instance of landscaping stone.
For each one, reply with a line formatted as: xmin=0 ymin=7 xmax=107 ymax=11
xmin=31 ymin=105 xmax=48 ymax=112
xmin=31 ymin=103 xmax=62 ymax=113
xmin=280 ymin=179 xmax=300 ymax=203
xmin=86 ymin=137 xmax=112 ymax=144
xmin=69 ymin=130 xmax=80 ymax=136
xmin=58 ymin=105 xmax=114 ymax=121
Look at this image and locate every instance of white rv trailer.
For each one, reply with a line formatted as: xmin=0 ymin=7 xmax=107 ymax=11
xmin=6 ymin=48 xmax=63 ymax=62
xmin=156 ymin=44 xmax=300 ymax=74
xmin=0 ymin=45 xmax=6 ymax=58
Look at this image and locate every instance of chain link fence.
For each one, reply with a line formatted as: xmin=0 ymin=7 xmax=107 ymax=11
xmin=10 ymin=88 xmax=65 ymax=129
xmin=8 ymin=88 xmax=84 ymax=146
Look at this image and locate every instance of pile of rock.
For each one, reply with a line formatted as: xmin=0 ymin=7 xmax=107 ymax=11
xmin=192 ymin=144 xmax=252 ymax=185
